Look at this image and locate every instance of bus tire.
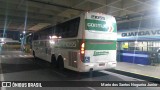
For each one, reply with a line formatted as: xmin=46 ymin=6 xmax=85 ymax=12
xmin=57 ymin=56 xmax=64 ymax=70
xmin=51 ymin=55 xmax=57 ymax=68
xmin=33 ymin=51 xmax=36 ymax=60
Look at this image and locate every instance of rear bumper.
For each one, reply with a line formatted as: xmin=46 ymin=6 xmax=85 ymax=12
xmin=78 ymin=61 xmax=117 ymax=72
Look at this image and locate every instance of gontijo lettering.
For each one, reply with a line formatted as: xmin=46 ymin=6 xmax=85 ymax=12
xmin=87 ymin=23 xmax=107 ymax=29
xmin=93 ymin=51 xmax=109 ymax=56
xmin=58 ymin=41 xmax=77 ymax=48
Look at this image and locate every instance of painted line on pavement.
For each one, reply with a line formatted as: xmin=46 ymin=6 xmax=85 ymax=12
xmin=0 ymin=57 xmax=6 ymax=90
xmin=87 ymin=87 xmax=96 ymax=90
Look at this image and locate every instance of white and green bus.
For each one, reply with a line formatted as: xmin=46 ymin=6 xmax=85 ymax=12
xmin=32 ymin=12 xmax=117 ymax=72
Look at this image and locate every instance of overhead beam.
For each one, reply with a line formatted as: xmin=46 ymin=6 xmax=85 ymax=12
xmin=27 ymin=0 xmax=85 ymax=11
xmin=0 ymin=0 xmax=64 ymax=13
xmin=0 ymin=28 xmax=34 ymax=32
xmin=0 ymin=8 xmax=56 ymax=20
xmin=57 ymin=0 xmax=87 ymax=18
xmin=0 ymin=15 xmax=50 ymax=23
xmin=0 ymin=9 xmax=56 ymax=23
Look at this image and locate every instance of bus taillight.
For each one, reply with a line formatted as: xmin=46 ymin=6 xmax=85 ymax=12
xmin=81 ymin=43 xmax=85 ymax=54
xmin=80 ymin=42 xmax=85 ymax=62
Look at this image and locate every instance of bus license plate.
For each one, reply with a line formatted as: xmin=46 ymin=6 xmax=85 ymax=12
xmin=99 ymin=63 xmax=105 ymax=66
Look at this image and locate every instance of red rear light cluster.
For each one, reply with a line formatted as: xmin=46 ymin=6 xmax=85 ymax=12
xmin=80 ymin=42 xmax=85 ymax=62
xmin=81 ymin=43 xmax=85 ymax=54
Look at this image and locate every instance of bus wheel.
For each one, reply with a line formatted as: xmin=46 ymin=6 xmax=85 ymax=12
xmin=57 ymin=56 xmax=64 ymax=70
xmin=51 ymin=55 xmax=57 ymax=68
xmin=33 ymin=51 xmax=36 ymax=60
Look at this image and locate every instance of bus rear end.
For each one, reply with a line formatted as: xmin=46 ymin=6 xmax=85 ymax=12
xmin=79 ymin=12 xmax=117 ymax=72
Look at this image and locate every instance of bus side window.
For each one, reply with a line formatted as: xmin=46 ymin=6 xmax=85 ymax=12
xmin=69 ymin=17 xmax=80 ymax=37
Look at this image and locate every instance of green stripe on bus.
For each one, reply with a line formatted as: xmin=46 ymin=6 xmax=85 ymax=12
xmin=113 ymin=23 xmax=117 ymax=32
xmin=85 ymin=40 xmax=116 ymax=50
xmin=54 ymin=39 xmax=116 ymax=50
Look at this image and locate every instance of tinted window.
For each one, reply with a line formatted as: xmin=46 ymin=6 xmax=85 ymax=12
xmin=55 ymin=17 xmax=80 ymax=38
xmin=33 ymin=17 xmax=80 ymax=40
xmin=33 ymin=33 xmax=38 ymax=40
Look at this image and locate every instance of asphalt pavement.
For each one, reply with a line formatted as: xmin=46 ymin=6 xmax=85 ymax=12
xmin=0 ymin=51 xmax=159 ymax=90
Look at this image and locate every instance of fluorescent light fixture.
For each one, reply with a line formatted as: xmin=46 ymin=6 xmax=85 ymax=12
xmin=59 ymin=36 xmax=62 ymax=38
xmin=23 ymin=31 xmax=26 ymax=34
xmin=1 ymin=38 xmax=4 ymax=42
xmin=52 ymin=35 xmax=58 ymax=38
xmin=49 ymin=36 xmax=51 ymax=39
xmin=1 ymin=42 xmax=5 ymax=45
xmin=135 ymin=41 xmax=138 ymax=44
xmin=49 ymin=40 xmax=55 ymax=44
